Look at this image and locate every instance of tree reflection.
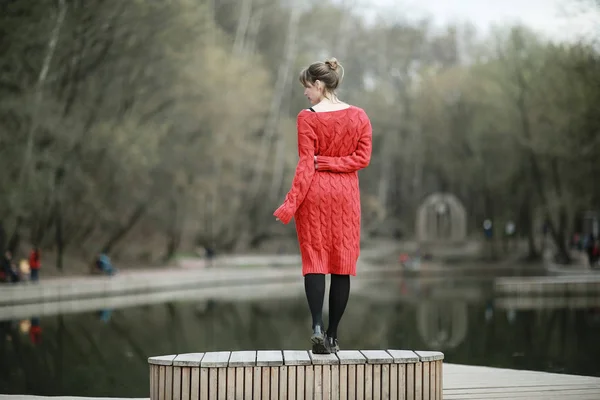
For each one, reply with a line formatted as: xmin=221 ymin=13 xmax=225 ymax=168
xmin=1 ymin=290 xmax=599 ymax=396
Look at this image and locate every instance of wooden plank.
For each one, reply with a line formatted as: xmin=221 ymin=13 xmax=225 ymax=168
xmin=257 ymin=350 xmax=284 ymax=367
xmin=422 ymin=362 xmax=430 ymax=400
xmin=398 ymin=364 xmax=406 ymax=400
xmin=390 ymin=364 xmax=398 ymax=400
xmin=165 ymin=364 xmax=174 ymax=400
xmin=159 ymin=365 xmax=166 ymax=400
xmin=381 ymin=363 xmax=390 ymax=400
xmin=199 ymin=368 xmax=208 ymax=400
xmin=436 ymin=361 xmax=441 ymax=400
xmin=297 ymin=366 xmax=305 ymax=400
xmin=305 ymin=366 xmax=314 ymax=400
xmin=356 ymin=364 xmax=364 ymax=400
xmin=364 ymin=364 xmax=373 ymax=399
xmin=331 ymin=364 xmax=340 ymax=400
xmin=415 ymin=351 xmax=444 ymax=362
xmin=200 ymin=352 xmax=231 ymax=368
xmin=182 ymin=368 xmax=191 ymax=400
xmin=406 ymin=363 xmax=414 ymax=400
xmin=386 ymin=350 xmax=420 ymax=364
xmin=284 ymin=350 xmax=312 ymax=366
xmin=262 ymin=366 xmax=271 ymax=398
xmin=173 ymin=367 xmax=182 ymax=400
xmin=361 ymin=350 xmax=393 ymax=364
xmin=208 ymin=368 xmax=217 ymax=400
xmin=270 ymin=367 xmax=279 ymax=399
xmin=348 ymin=365 xmax=356 ymax=400
xmin=234 ymin=368 xmax=244 ymax=400
xmin=288 ymin=366 xmax=297 ymax=400
xmin=373 ymin=364 xmax=381 ymax=399
xmin=253 ymin=367 xmax=262 ymax=399
xmin=225 ymin=367 xmax=235 ymax=400
xmin=174 ymin=353 xmax=205 ymax=367
xmin=314 ymin=365 xmax=323 ymax=400
xmin=217 ymin=368 xmax=226 ymax=400
xmin=443 ymin=389 xmax=600 ymax=400
xmin=337 ymin=350 xmax=367 ymax=365
xmin=155 ymin=365 xmax=161 ymax=400
xmin=309 ymin=350 xmax=339 ymax=365
xmin=429 ymin=362 xmax=436 ymax=400
xmin=444 ymin=386 xmax=600 ymax=395
xmin=429 ymin=361 xmax=440 ymax=400
xmin=279 ymin=365 xmax=288 ymax=400
xmin=414 ymin=362 xmax=422 ymax=400
xmin=190 ymin=367 xmax=200 ymax=400
xmin=244 ymin=367 xmax=253 ymax=399
xmin=149 ymin=354 xmax=178 ymax=366
xmin=228 ymin=350 xmax=256 ymax=367
xmin=150 ymin=365 xmax=157 ymax=400
xmin=322 ymin=365 xmax=331 ymax=400
xmin=340 ymin=365 xmax=348 ymax=400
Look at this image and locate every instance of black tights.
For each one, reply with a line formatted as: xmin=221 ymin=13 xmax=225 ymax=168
xmin=304 ymin=273 xmax=350 ymax=339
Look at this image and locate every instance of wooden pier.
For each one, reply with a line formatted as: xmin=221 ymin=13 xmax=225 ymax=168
xmin=2 ymin=359 xmax=600 ymax=399
xmin=148 ymin=349 xmax=444 ymax=399
xmin=443 ymin=363 xmax=600 ymax=399
xmin=494 ymin=275 xmax=600 ymax=296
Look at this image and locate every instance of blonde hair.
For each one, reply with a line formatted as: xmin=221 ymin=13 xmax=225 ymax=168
xmin=299 ymin=57 xmax=344 ymax=95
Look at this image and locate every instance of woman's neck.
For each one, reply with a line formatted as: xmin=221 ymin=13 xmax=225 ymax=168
xmin=318 ymin=95 xmax=341 ymax=105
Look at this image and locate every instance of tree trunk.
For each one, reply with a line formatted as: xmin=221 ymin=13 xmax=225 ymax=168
xmin=519 ymin=194 xmax=539 ymax=260
xmin=18 ymin=0 xmax=67 ymax=191
xmin=7 ymin=216 xmax=22 ymax=254
xmin=0 ymin=221 xmax=5 ymax=254
xmin=55 ymin=202 xmax=64 ymax=270
xmin=249 ymin=5 xmax=301 ymax=201
xmin=100 ymin=203 xmax=147 ymax=255
xmin=164 ymin=195 xmax=183 ymax=262
xmin=243 ymin=0 xmax=264 ymax=59
xmin=232 ymin=0 xmax=253 ymax=56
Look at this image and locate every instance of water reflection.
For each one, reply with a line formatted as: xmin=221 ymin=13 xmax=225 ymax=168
xmin=0 ymin=276 xmax=599 ymax=397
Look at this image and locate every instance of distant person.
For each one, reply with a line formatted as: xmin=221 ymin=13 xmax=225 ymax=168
xmin=204 ymin=246 xmax=215 ymax=268
xmin=96 ymin=253 xmax=116 ymax=276
xmin=274 ymin=57 xmax=372 ymax=354
xmin=19 ymin=259 xmax=30 ymax=281
xmin=1 ymin=250 xmax=18 ymax=283
xmin=28 ymin=247 xmax=41 ymax=282
xmin=585 ymin=233 xmax=596 ymax=267
xmin=590 ymin=239 xmax=600 ymax=268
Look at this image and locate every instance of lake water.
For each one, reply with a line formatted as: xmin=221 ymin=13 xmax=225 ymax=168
xmin=1 ymin=271 xmax=599 ymax=397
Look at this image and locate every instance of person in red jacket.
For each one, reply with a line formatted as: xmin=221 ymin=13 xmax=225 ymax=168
xmin=29 ymin=247 xmax=41 ymax=282
xmin=274 ymin=57 xmax=372 ymax=354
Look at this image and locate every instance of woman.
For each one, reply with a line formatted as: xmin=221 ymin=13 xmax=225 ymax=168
xmin=274 ymin=58 xmax=372 ymax=354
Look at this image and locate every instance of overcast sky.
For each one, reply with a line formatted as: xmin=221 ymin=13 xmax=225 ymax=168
xmin=354 ymin=0 xmax=599 ymax=43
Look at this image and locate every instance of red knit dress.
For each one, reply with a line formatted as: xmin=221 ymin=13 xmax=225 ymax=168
xmin=274 ymin=106 xmax=372 ymax=276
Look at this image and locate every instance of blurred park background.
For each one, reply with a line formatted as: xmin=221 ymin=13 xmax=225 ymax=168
xmin=1 ymin=0 xmax=599 ymax=272
xmin=1 ymin=0 xmax=600 ymax=397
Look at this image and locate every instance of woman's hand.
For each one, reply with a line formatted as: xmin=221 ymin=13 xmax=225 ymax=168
xmin=314 ymin=155 xmax=318 ymax=170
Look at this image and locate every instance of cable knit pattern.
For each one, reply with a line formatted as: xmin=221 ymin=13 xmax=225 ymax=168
xmin=274 ymin=106 xmax=372 ymax=276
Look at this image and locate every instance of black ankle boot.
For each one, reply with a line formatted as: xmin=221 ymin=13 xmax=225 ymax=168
xmin=325 ymin=335 xmax=339 ymax=353
xmin=311 ymin=325 xmax=329 ymax=354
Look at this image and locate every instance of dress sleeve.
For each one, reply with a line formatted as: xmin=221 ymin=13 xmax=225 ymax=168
xmin=316 ymin=114 xmax=372 ymax=173
xmin=273 ymin=112 xmax=317 ymax=224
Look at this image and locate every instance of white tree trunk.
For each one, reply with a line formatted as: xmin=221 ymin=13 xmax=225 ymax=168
xmin=19 ymin=0 xmax=67 ymax=189
xmin=232 ymin=0 xmax=253 ymax=56
xmin=249 ymin=5 xmax=301 ymax=201
xmin=244 ymin=3 xmax=264 ymax=58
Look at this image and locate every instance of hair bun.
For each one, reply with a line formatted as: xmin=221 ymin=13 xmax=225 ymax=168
xmin=325 ymin=58 xmax=339 ymax=72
